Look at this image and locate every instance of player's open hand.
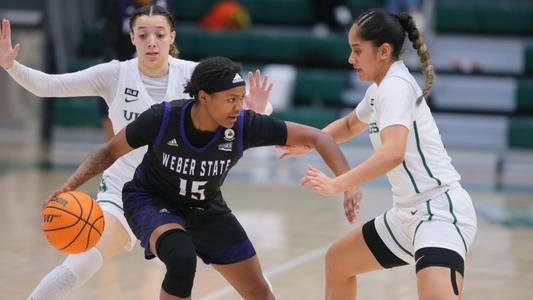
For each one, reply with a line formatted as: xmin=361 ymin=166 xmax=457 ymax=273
xmin=275 ymin=145 xmax=311 ymax=159
xmin=46 ymin=184 xmax=73 ymax=205
xmin=300 ymin=165 xmax=341 ymax=196
xmin=244 ymin=69 xmax=273 ymax=114
xmin=0 ymin=19 xmax=21 ymax=69
xmin=344 ymin=187 xmax=362 ymax=224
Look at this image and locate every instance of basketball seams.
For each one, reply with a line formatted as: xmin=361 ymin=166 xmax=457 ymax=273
xmin=90 ymin=215 xmax=105 ymax=236
xmin=66 ymin=191 xmax=93 ymax=252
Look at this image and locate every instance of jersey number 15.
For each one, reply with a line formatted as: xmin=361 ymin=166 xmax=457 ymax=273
xmin=178 ymin=178 xmax=208 ymax=201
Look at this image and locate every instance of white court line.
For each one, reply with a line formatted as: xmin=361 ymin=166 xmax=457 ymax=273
xmin=198 ymin=244 xmax=331 ymax=300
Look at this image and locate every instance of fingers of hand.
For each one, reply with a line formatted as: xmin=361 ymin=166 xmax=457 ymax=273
xmin=13 ymin=43 xmax=20 ymax=55
xmin=348 ymin=199 xmax=356 ymax=222
xmin=343 ymin=201 xmax=352 ymax=223
xmin=300 ymin=175 xmax=313 ymax=187
xmin=306 ymin=165 xmax=323 ymax=178
xmin=255 ymin=69 xmax=260 ymax=88
xmin=1 ymin=19 xmax=6 ymax=40
xmin=266 ymin=83 xmax=273 ymax=95
xmin=46 ymin=191 xmax=59 ymax=204
xmin=305 ymin=167 xmax=318 ymax=178
xmin=312 ymin=185 xmax=323 ymax=193
xmin=247 ymin=71 xmax=254 ymax=85
xmin=3 ymin=19 xmax=10 ymax=41
xmin=261 ymin=73 xmax=269 ymax=88
xmin=307 ymin=164 xmax=318 ymax=172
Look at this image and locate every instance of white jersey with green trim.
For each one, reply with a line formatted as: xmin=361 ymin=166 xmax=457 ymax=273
xmin=99 ymin=57 xmax=197 ymax=204
xmin=355 ymin=60 xmax=461 ymax=206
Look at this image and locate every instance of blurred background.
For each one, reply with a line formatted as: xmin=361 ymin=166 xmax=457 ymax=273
xmin=1 ymin=0 xmax=533 ymax=299
xmin=1 ymin=0 xmax=533 ymax=191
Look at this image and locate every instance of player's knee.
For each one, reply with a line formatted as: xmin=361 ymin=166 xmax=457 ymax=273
xmin=325 ymin=244 xmax=352 ymax=278
xmin=96 ymin=211 xmax=131 ymax=259
xmin=325 ymin=243 xmax=341 ymax=265
xmin=63 ymin=247 xmax=104 ymax=285
xmin=325 ymin=246 xmax=337 ymax=272
xmin=156 ymin=229 xmax=197 ymax=297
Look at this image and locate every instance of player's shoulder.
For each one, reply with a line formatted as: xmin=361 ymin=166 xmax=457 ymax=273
xmin=84 ymin=59 xmax=121 ymax=74
xmin=242 ymin=109 xmax=277 ymax=128
xmin=378 ymin=71 xmax=417 ymax=100
xmin=379 ymin=61 xmax=419 ymax=97
xmin=242 ymin=108 xmax=263 ymax=121
xmin=363 ymin=82 xmax=379 ymax=98
xmin=169 ymin=57 xmax=198 ymax=71
xmin=380 ymin=75 xmax=412 ymax=91
xmin=161 ymin=99 xmax=194 ymax=118
xmin=168 ymin=99 xmax=191 ymax=109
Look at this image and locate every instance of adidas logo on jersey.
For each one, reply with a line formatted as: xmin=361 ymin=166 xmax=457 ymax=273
xmin=167 ymin=139 xmax=179 ymax=147
xmin=218 ymin=142 xmax=233 ymax=152
xmin=232 ymin=73 xmax=244 ymax=83
xmin=159 ymin=208 xmax=170 ymax=213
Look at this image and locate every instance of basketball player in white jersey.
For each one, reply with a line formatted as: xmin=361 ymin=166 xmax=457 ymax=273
xmin=0 ymin=5 xmax=273 ymax=299
xmin=280 ymin=9 xmax=477 ymax=300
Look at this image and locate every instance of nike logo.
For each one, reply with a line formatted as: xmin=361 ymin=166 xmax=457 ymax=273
xmin=410 ymin=209 xmax=419 ymax=215
xmin=125 ymin=97 xmax=139 ymax=103
xmin=415 ymin=255 xmax=425 ymax=265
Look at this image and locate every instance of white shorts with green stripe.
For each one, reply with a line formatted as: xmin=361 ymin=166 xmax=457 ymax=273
xmin=374 ymin=184 xmax=477 ymax=264
xmin=96 ymin=174 xmax=137 ymax=251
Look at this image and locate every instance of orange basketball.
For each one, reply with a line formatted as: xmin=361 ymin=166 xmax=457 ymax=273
xmin=41 ymin=191 xmax=105 ymax=254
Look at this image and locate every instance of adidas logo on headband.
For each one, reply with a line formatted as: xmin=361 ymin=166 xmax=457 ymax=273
xmin=204 ymin=72 xmax=246 ymax=94
xmin=232 ymin=73 xmax=244 ymax=83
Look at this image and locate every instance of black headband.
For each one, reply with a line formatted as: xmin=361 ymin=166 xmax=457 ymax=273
xmin=203 ymin=72 xmax=246 ymax=94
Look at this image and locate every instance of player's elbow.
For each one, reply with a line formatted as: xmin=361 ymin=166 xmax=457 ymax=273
xmin=387 ymin=150 xmax=405 ymax=166
xmin=311 ymin=130 xmax=336 ymax=149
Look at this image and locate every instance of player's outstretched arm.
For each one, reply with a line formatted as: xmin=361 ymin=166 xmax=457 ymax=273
xmin=49 ymin=130 xmax=134 ymax=201
xmin=301 ymin=124 xmax=408 ymax=196
xmin=2 ymin=18 xmax=114 ymax=99
xmin=322 ymin=111 xmax=368 ymax=144
xmin=284 ymin=121 xmax=363 ymax=222
xmin=0 ymin=19 xmax=21 ymax=70
xmin=284 ymin=121 xmax=350 ymax=178
xmin=277 ymin=111 xmax=368 ymax=159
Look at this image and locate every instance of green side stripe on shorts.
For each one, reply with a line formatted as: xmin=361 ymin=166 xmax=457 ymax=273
xmin=402 ymin=161 xmax=420 ymax=194
xmin=97 ymin=200 xmax=124 ymax=211
xmin=384 ymin=212 xmax=413 ymax=257
xmin=445 ymin=191 xmax=468 ymax=253
xmin=426 ymin=199 xmax=434 ymax=221
xmin=413 ymin=220 xmax=424 ymax=246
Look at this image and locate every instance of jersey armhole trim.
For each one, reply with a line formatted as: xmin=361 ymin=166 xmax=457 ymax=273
xmin=153 ymin=102 xmax=171 ymax=147
xmin=108 ymin=60 xmax=127 ymax=115
xmin=237 ymin=110 xmax=245 ymax=158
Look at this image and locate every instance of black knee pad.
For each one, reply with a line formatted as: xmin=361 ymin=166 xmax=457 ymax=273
xmin=156 ymin=229 xmax=197 ymax=298
xmin=415 ymin=247 xmax=464 ymax=296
